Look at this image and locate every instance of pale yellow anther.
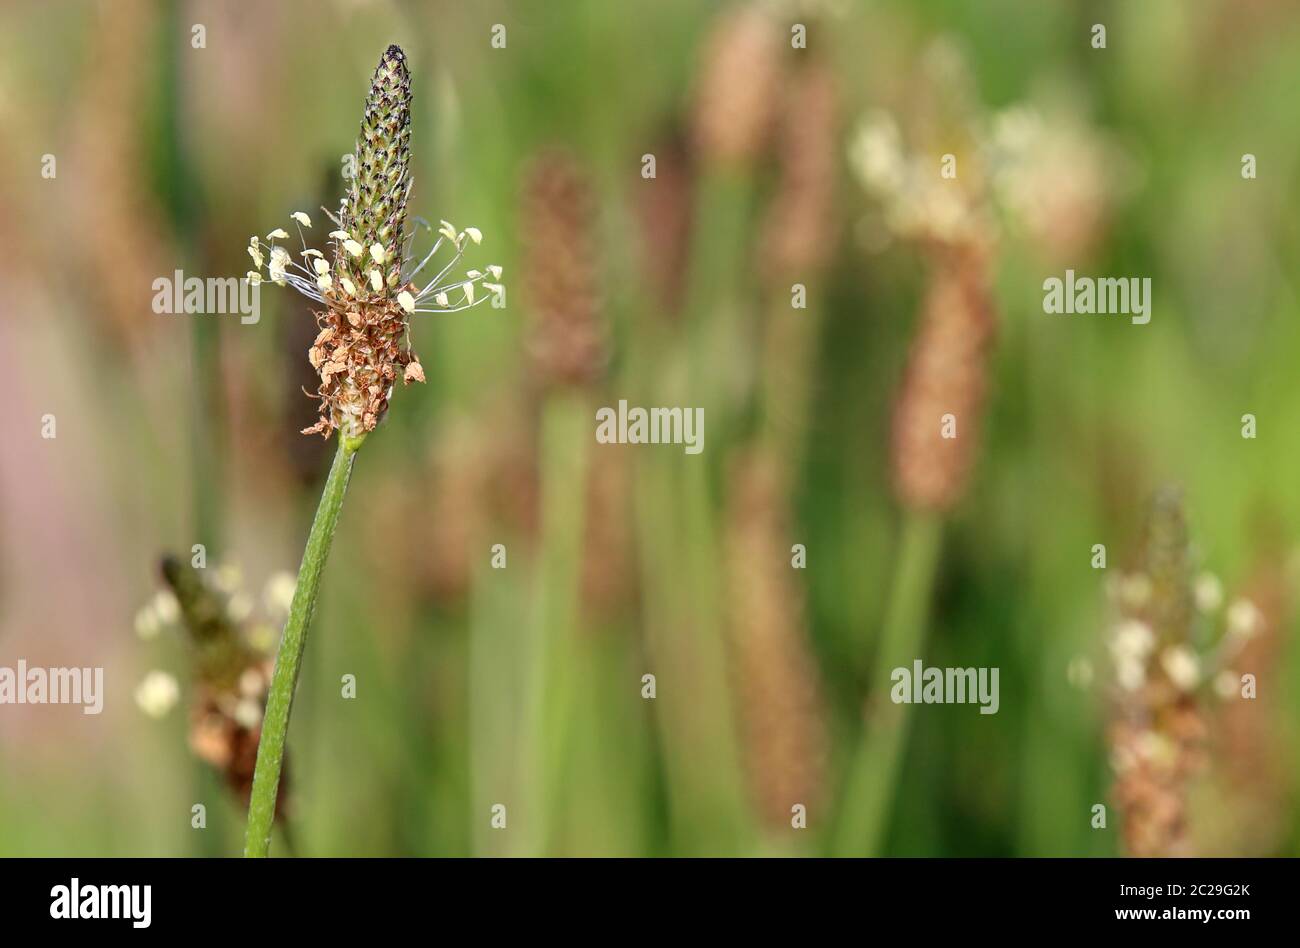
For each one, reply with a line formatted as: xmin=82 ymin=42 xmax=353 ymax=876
xmin=397 ymin=291 xmax=416 ymax=313
xmin=344 ymin=239 xmax=364 ymax=258
xmin=369 ymin=243 xmax=386 ymax=264
xmin=462 ymin=282 xmax=475 ymax=304
xmin=369 ymin=269 xmax=383 ymax=292
xmin=267 ymin=228 xmax=290 ymax=240
xmin=268 ymin=246 xmax=290 ymax=285
xmin=312 ymin=258 xmax=330 ymax=276
xmin=435 ymin=291 xmax=450 ymax=307
xmin=465 ymin=227 xmax=483 ymax=245
xmin=316 ymin=274 xmax=333 ymax=292
xmin=291 ymin=211 xmax=312 ymax=227
xmin=487 ymin=265 xmax=503 ymax=280
xmin=246 ymin=271 xmax=262 ymax=285
xmin=329 ymin=230 xmax=351 ymax=241
xmin=341 ymin=277 xmax=357 ymax=297
xmin=134 ymin=605 xmax=160 ymax=640
xmin=134 ymin=671 xmax=180 ymax=719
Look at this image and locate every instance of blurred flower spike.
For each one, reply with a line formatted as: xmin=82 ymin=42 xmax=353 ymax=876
xmin=134 ymin=557 xmax=299 ymax=820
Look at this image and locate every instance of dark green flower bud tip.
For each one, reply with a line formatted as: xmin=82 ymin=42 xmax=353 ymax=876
xmin=343 ymin=44 xmax=414 ymax=270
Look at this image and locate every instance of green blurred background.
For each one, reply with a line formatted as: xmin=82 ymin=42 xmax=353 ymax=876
xmin=0 ymin=0 xmax=1298 ymax=857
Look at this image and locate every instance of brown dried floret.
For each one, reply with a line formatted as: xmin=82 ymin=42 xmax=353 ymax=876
xmin=300 ymin=287 xmax=424 ymax=439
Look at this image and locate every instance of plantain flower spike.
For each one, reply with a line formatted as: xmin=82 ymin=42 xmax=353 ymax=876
xmin=245 ymin=45 xmax=503 ymax=444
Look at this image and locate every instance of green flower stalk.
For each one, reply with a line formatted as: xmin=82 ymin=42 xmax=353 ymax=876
xmin=517 ymin=150 xmax=605 ymax=854
xmin=242 ymin=45 xmax=502 ymax=857
xmin=835 ymin=252 xmax=996 ymax=856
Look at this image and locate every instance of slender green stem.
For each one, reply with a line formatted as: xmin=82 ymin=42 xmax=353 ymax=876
xmin=625 ymin=335 xmax=749 ymax=853
xmin=520 ymin=392 xmax=589 ymax=855
xmin=244 ymin=436 xmax=362 ymax=857
xmin=685 ymin=170 xmax=753 ymax=437
xmin=834 ymin=511 xmax=942 ymax=857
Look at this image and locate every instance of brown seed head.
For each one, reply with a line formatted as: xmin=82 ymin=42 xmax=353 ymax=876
xmin=724 ymin=448 xmax=828 ymax=830
xmin=691 ymin=4 xmax=783 ymax=167
xmin=521 ymin=150 xmax=606 ymax=390
xmin=760 ymin=60 xmax=838 ymax=280
xmin=301 ymin=290 xmax=423 ymax=440
xmin=890 ymin=252 xmax=997 ymax=512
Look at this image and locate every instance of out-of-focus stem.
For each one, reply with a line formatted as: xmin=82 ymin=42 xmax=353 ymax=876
xmin=760 ymin=292 xmax=823 ymax=480
xmin=685 ymin=172 xmax=753 ymax=430
xmin=629 ymin=333 xmax=749 ymax=853
xmin=835 ymin=512 xmax=942 ymax=856
xmin=521 ymin=391 xmax=590 ymax=854
xmin=244 ymin=437 xmax=361 ymax=857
